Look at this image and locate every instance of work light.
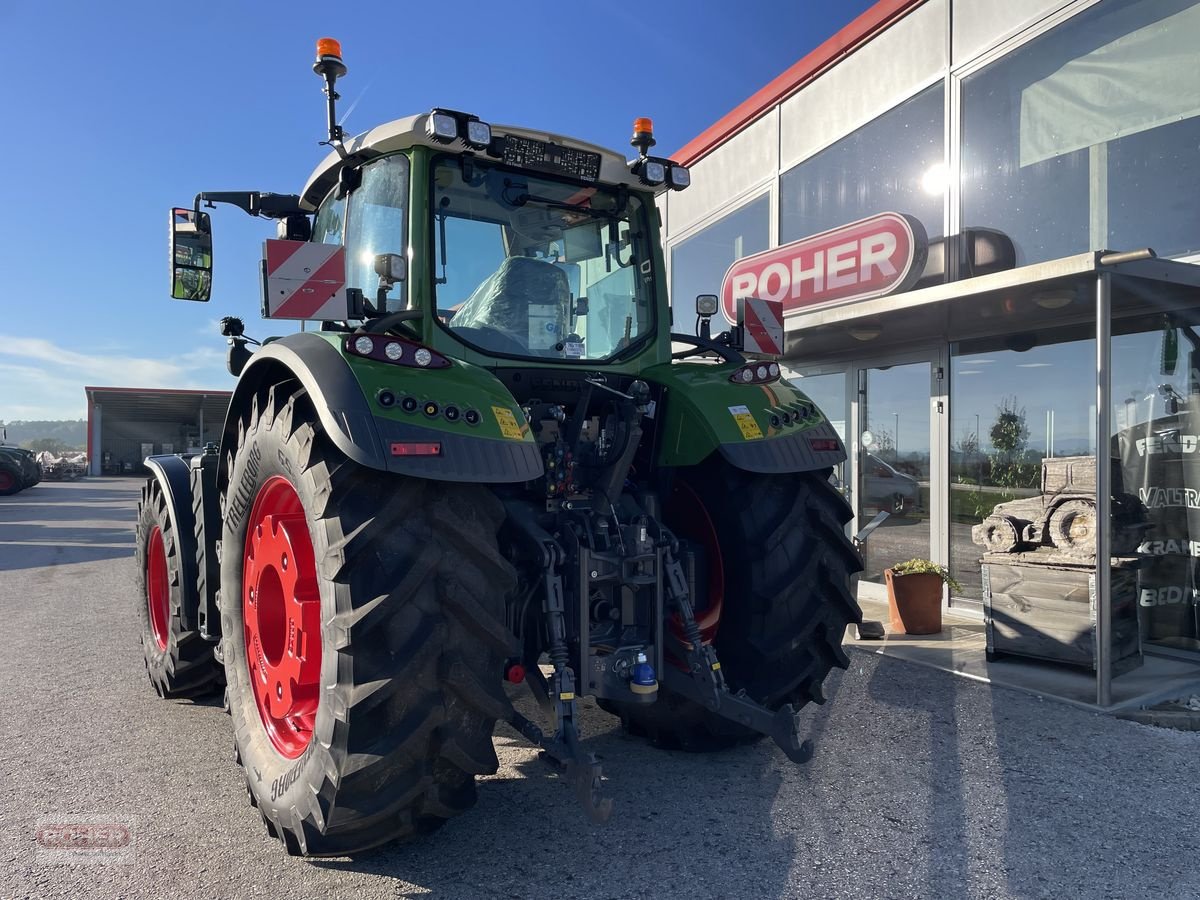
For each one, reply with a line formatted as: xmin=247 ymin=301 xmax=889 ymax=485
xmin=428 ymin=112 xmax=458 ymax=143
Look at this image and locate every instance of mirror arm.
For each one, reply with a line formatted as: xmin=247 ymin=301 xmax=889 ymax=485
xmin=669 ymin=333 xmax=745 ymax=365
xmin=358 ymin=309 xmax=424 ymax=335
xmin=194 ymin=192 xmax=305 ymax=220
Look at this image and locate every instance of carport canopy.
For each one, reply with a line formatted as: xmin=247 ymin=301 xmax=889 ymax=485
xmin=84 ymin=386 xmax=232 ymax=476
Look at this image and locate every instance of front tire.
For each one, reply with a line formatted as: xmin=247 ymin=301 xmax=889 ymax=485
xmin=134 ymin=480 xmax=222 ymax=698
xmin=220 ymin=384 xmax=517 ymax=856
xmin=604 ymin=459 xmax=862 ymax=750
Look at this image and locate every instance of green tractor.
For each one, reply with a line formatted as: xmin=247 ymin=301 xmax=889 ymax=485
xmin=137 ymin=39 xmax=861 ymax=856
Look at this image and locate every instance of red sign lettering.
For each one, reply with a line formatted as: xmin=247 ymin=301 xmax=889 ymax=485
xmin=720 ymin=212 xmax=927 ymax=322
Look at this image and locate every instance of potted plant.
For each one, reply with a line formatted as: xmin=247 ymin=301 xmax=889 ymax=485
xmin=884 ymin=559 xmax=964 ymax=635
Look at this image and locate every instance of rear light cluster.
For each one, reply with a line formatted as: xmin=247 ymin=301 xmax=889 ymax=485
xmin=375 ymin=389 xmax=481 ymax=426
xmin=729 ymin=362 xmax=781 ymax=385
xmin=768 ymin=401 xmax=819 ymax=429
xmin=345 ymin=335 xmax=450 ymax=369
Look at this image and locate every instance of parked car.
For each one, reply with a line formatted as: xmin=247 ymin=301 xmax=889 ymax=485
xmin=862 ymin=453 xmax=921 ymax=514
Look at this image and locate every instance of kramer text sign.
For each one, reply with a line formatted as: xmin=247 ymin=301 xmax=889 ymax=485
xmin=720 ymin=212 xmax=927 ymax=322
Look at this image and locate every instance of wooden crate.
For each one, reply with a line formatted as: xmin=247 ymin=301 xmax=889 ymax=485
xmin=981 ymin=553 xmax=1142 ymax=673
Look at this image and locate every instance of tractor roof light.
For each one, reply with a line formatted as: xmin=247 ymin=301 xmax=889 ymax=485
xmin=668 ymin=164 xmax=691 ymax=190
xmin=428 ymin=111 xmax=459 ymax=144
xmin=313 ymin=37 xmax=347 ymax=79
xmin=631 ymin=117 xmax=656 ymax=158
xmin=465 ymin=119 xmax=492 ymax=149
xmin=638 ymin=159 xmax=666 ymax=186
xmin=426 ymin=109 xmax=492 ymax=149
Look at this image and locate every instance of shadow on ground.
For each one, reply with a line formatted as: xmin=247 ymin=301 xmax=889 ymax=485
xmin=0 ymin=478 xmax=138 ymax=572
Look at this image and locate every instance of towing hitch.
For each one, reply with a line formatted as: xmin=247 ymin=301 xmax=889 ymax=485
xmin=654 ymin=525 xmax=815 ymax=765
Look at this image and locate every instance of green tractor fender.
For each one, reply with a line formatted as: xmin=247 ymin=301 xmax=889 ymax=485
xmin=219 ymin=332 xmax=543 ymax=484
xmin=644 ymin=361 xmax=848 ymax=473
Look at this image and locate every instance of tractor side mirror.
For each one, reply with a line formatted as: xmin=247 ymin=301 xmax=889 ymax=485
xmin=170 ymin=207 xmax=213 ymax=302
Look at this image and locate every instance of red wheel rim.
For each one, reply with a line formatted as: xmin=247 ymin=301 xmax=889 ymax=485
xmin=665 ymin=480 xmax=725 ymax=646
xmin=0 ymin=471 xmax=14 ymax=492
xmin=146 ymin=526 xmax=170 ymax=651
xmin=242 ymin=476 xmax=321 ymax=759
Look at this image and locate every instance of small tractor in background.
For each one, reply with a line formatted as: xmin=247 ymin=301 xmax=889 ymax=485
xmin=136 ymin=39 xmax=861 ymax=856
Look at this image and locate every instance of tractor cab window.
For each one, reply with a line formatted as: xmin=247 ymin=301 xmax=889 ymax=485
xmin=312 ymin=190 xmax=345 ymax=246
xmin=432 ymin=156 xmax=653 ymax=361
xmin=345 ymin=154 xmax=410 ymax=313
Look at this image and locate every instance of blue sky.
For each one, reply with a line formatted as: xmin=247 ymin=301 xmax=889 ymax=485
xmin=0 ymin=0 xmax=876 ymax=421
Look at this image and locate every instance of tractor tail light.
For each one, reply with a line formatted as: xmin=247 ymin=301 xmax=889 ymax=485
xmin=390 ymin=442 xmax=442 ymax=457
xmin=809 ymin=438 xmax=840 ymax=453
xmin=345 ymin=335 xmax=450 ymax=369
xmin=729 ymin=363 xmax=780 ymax=385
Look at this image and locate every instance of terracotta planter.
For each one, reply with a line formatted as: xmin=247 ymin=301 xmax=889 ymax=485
xmin=884 ymin=569 xmax=943 ymax=635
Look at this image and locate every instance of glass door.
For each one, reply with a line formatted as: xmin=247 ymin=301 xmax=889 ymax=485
xmin=783 ymin=368 xmax=850 ymax=504
xmin=857 ymin=361 xmax=935 ymax=587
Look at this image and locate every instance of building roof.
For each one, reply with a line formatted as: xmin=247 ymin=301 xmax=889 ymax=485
xmin=84 ymin=386 xmax=232 ymax=423
xmin=672 ymin=0 xmax=927 ymax=166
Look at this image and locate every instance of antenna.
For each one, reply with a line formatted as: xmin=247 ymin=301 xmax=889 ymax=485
xmin=313 ymin=38 xmax=348 ymax=159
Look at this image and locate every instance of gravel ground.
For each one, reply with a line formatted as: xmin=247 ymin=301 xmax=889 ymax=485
xmin=2 ymin=478 xmax=1198 ymax=900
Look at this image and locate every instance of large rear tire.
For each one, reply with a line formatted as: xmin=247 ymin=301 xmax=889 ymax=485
xmin=603 ymin=459 xmax=862 ymax=750
xmin=134 ymin=480 xmax=222 ymax=698
xmin=0 ymin=464 xmax=22 ymax=496
xmin=220 ymin=383 xmax=516 ymax=856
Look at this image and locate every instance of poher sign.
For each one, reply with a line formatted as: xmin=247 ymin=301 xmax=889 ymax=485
xmin=720 ymin=212 xmax=928 ymax=322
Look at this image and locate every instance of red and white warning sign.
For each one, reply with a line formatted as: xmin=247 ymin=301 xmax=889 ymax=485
xmin=737 ymin=296 xmax=784 ymax=356
xmin=262 ymin=239 xmax=348 ymax=320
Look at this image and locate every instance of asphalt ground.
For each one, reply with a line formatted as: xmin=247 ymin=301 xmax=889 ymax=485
xmin=1 ymin=478 xmax=1198 ymax=900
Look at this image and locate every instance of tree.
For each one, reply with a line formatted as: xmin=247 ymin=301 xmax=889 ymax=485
xmin=956 ymin=427 xmax=979 ymax=457
xmin=28 ymin=438 xmax=72 ymax=454
xmin=987 ymin=396 xmax=1037 ymax=491
xmin=989 ymin=395 xmax=1029 ymax=455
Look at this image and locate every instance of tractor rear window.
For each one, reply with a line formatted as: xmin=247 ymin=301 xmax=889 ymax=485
xmin=432 ymin=156 xmax=654 ymax=362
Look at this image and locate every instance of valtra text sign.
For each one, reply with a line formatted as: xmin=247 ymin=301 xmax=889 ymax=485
xmin=720 ymin=212 xmax=927 ymax=322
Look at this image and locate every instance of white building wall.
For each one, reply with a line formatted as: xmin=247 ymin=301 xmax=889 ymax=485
xmin=951 ymin=0 xmax=1077 ymax=64
xmin=778 ymin=0 xmax=948 ymax=172
xmin=665 ymin=108 xmax=779 ymax=238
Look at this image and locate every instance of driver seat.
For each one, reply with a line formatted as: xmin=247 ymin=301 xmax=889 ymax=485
xmin=451 ymin=256 xmax=570 ymax=351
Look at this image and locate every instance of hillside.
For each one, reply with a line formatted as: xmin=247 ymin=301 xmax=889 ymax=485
xmin=0 ymin=419 xmax=87 ymax=451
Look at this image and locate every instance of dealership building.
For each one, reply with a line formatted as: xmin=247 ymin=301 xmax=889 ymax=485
xmin=662 ymin=0 xmax=1200 ymax=704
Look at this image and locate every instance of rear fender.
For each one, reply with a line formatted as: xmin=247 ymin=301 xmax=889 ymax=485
xmin=643 ymin=361 xmax=847 ymax=474
xmin=219 ymin=332 xmax=543 ymax=486
xmin=143 ymin=454 xmax=202 ymax=632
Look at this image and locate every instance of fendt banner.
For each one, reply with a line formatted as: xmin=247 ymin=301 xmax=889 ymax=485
xmin=720 ymin=211 xmax=928 ymax=323
xmin=1119 ymin=409 xmax=1200 ymax=644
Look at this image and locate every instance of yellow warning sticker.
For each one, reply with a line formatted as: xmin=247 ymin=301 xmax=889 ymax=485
xmin=492 ymin=405 xmax=524 ymax=440
xmin=728 ymin=404 xmax=763 ymax=440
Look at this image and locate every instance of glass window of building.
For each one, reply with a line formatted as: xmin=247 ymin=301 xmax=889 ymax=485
xmin=779 ymin=84 xmax=945 ymax=248
xmin=782 ymin=368 xmax=849 ymax=500
xmin=1112 ymin=313 xmax=1200 ymax=654
xmin=670 ymin=194 xmax=769 ymax=331
xmin=949 ymin=331 xmax=1098 ymax=601
xmin=962 ymin=0 xmax=1200 ymax=266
